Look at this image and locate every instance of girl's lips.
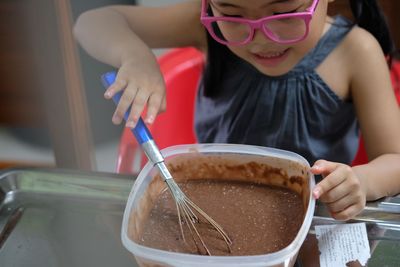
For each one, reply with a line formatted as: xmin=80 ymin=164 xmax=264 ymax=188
xmin=252 ymin=48 xmax=290 ymax=67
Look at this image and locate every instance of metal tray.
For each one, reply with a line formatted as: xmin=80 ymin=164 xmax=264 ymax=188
xmin=0 ymin=169 xmax=137 ymax=267
xmin=0 ymin=169 xmax=399 ymax=267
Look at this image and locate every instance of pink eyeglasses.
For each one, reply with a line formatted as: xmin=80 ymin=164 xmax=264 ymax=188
xmin=200 ymin=0 xmax=320 ymax=45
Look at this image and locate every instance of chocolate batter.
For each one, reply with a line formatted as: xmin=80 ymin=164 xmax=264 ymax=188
xmin=138 ymin=179 xmax=304 ymax=256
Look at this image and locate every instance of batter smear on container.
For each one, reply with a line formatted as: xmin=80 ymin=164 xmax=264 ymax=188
xmin=138 ymin=180 xmax=304 ymax=256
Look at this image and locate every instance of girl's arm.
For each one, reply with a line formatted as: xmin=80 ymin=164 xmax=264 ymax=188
xmin=312 ymin=26 xmax=400 ymax=221
xmin=349 ymin=28 xmax=400 ymax=200
xmin=74 ymin=1 xmax=206 ymax=67
xmin=73 ymin=1 xmax=206 ymax=127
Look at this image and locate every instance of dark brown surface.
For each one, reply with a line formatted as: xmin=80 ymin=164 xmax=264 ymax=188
xmin=0 ymin=161 xmax=54 ymax=169
xmin=138 ymin=180 xmax=304 ymax=256
xmin=328 ymin=0 xmax=400 ymax=51
xmin=0 ymin=0 xmax=46 ymax=127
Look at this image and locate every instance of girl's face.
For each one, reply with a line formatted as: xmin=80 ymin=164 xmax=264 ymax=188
xmin=209 ymin=0 xmax=330 ymax=76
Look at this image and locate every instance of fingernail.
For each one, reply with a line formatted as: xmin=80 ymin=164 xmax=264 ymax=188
xmin=313 ymin=161 xmax=321 ymax=167
xmin=146 ymin=115 xmax=154 ymax=124
xmin=126 ymin=120 xmax=136 ymax=128
xmin=104 ymin=90 xmax=113 ymax=98
xmin=312 ymin=164 xmax=321 ymax=170
xmin=311 ymin=167 xmax=319 ymax=172
xmin=313 ymin=188 xmax=320 ymax=199
xmin=112 ymin=114 xmax=121 ymax=124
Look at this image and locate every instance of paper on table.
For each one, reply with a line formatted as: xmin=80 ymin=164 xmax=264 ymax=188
xmin=315 ymin=222 xmax=370 ymax=267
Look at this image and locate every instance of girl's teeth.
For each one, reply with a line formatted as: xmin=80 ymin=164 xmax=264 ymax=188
xmin=259 ymin=51 xmax=284 ymax=58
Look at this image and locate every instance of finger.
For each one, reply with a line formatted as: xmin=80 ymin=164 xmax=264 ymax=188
xmin=104 ymin=79 xmax=127 ymax=99
xmin=319 ymin=172 xmax=357 ymax=203
xmin=319 ymin=185 xmax=349 ymax=204
xmin=326 ymin=193 xmax=356 ymax=213
xmin=127 ymin=88 xmax=150 ymax=128
xmin=313 ymin=168 xmax=348 ymax=200
xmin=160 ymin=95 xmax=167 ymax=113
xmin=310 ymin=160 xmax=338 ymax=176
xmin=325 ymin=173 xmax=363 ymax=204
xmin=331 ymin=203 xmax=364 ymax=221
xmin=145 ymin=92 xmax=164 ymax=124
xmin=112 ymin=85 xmax=138 ymax=125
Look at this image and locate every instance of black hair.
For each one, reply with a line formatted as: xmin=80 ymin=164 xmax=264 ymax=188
xmin=203 ymin=31 xmax=231 ymax=97
xmin=349 ymin=0 xmax=396 ymax=58
xmin=202 ymin=7 xmax=234 ymax=97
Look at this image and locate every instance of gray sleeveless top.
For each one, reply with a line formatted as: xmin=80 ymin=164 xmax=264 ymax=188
xmin=195 ymin=16 xmax=359 ymax=164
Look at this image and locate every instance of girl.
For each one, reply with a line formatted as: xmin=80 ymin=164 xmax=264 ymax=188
xmin=74 ymin=0 xmax=400 ymax=221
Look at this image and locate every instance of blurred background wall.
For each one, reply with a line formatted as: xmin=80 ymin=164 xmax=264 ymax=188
xmin=0 ymin=0 xmax=135 ymax=171
xmin=0 ymin=0 xmax=135 ymax=147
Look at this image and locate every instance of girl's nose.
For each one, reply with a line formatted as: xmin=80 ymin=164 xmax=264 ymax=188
xmin=252 ymin=28 xmax=274 ymax=45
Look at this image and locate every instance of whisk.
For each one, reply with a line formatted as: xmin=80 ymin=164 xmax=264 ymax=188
xmin=101 ymin=72 xmax=232 ymax=255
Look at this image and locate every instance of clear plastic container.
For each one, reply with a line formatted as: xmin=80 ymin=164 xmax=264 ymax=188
xmin=121 ymin=144 xmax=315 ymax=267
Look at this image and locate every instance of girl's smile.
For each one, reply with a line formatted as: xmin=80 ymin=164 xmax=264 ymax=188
xmin=251 ymin=48 xmax=291 ymax=68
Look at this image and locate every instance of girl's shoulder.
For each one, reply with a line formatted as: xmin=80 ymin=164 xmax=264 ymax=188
xmin=316 ymin=19 xmax=386 ymax=100
xmin=339 ymin=24 xmax=391 ymax=100
xmin=337 ymin=23 xmax=384 ymax=68
xmin=335 ymin=24 xmax=386 ymax=83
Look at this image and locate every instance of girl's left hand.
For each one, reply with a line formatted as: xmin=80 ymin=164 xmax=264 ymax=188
xmin=311 ymin=160 xmax=367 ymax=221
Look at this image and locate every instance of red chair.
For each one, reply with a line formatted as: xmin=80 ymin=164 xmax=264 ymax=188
xmin=391 ymin=59 xmax=400 ymax=103
xmin=116 ymin=48 xmax=399 ymax=173
xmin=116 ymin=47 xmax=204 ymax=174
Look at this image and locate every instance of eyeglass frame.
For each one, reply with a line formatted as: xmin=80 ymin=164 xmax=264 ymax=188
xmin=200 ymin=0 xmax=320 ymax=46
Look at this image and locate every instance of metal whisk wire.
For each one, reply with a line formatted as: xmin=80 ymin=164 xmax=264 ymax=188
xmin=101 ymin=72 xmax=232 ymax=255
xmin=165 ymin=178 xmax=232 ymax=255
xmin=147 ymin=146 xmax=232 ymax=256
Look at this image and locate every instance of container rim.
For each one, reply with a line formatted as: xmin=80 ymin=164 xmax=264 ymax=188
xmin=121 ymin=143 xmax=316 ymax=266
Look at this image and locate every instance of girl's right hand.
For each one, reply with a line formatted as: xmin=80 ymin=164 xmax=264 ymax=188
xmin=311 ymin=160 xmax=367 ymax=221
xmin=103 ymin=56 xmax=166 ymax=128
